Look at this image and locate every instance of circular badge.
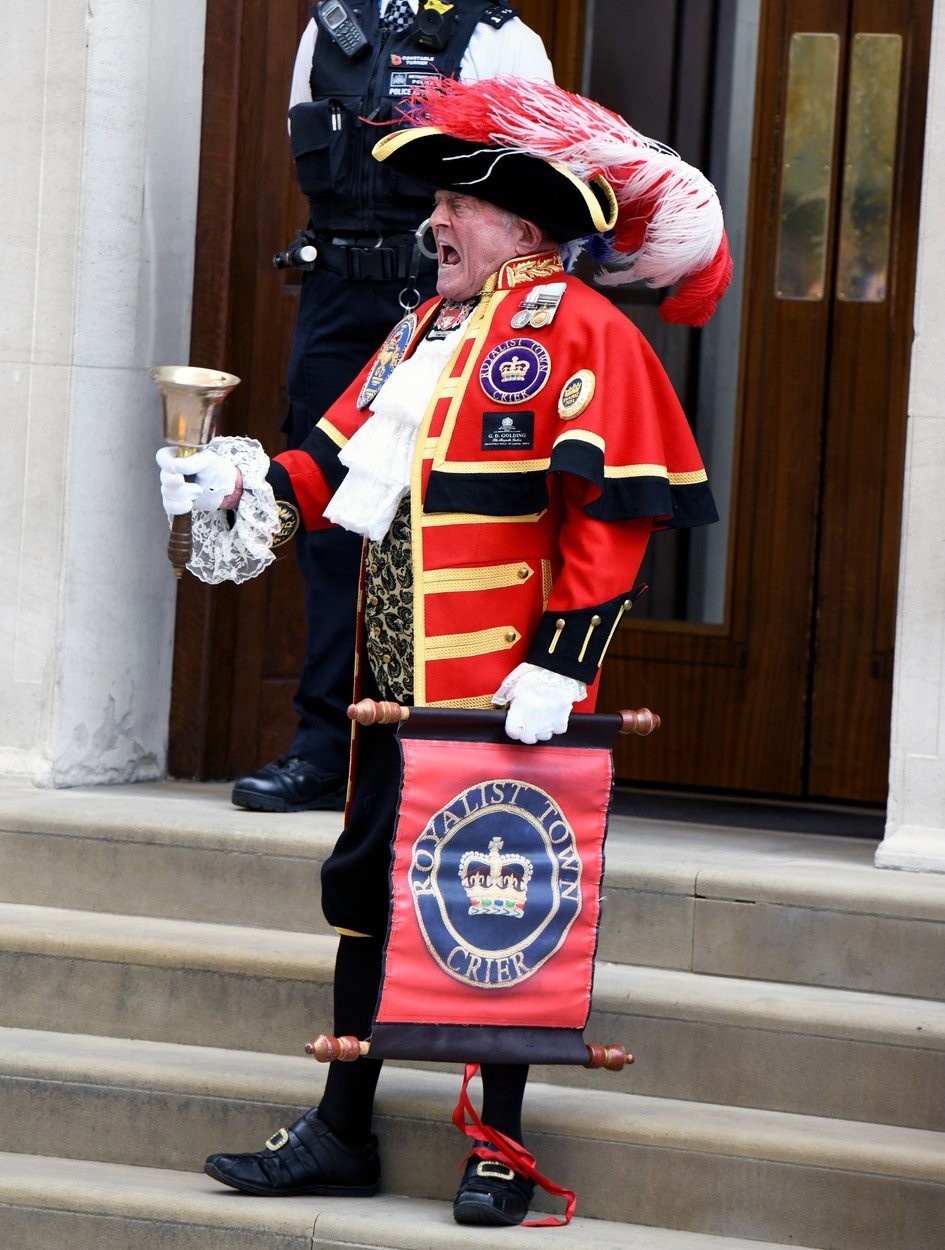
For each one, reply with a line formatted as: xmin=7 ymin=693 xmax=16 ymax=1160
xmin=558 ymin=369 xmax=596 ymax=420
xmin=479 ymin=338 xmax=551 ymax=406
xmin=272 ymin=501 xmax=300 ymax=548
xmin=509 ymin=310 xmax=531 ymax=330
xmin=529 ymin=308 xmax=551 ymax=328
xmin=409 ymin=779 xmax=583 ymax=990
xmin=357 ymin=314 xmax=416 ymax=409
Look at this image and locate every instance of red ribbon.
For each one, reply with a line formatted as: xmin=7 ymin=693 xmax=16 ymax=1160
xmin=452 ymin=1063 xmax=576 ymax=1227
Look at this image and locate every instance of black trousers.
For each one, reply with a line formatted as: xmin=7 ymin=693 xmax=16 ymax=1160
xmin=319 ymin=722 xmax=530 ymax=1151
xmin=283 ymin=263 xmax=437 ymax=772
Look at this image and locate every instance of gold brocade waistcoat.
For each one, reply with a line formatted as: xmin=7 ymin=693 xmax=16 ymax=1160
xmin=363 ymin=496 xmax=414 ymax=703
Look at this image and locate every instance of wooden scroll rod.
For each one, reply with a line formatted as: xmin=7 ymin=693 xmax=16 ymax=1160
xmin=305 ymin=1033 xmax=633 ymax=1071
xmin=348 ymin=698 xmax=660 ymax=736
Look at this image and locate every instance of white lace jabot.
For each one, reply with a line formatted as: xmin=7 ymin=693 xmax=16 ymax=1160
xmin=324 ymin=323 xmax=466 ymax=541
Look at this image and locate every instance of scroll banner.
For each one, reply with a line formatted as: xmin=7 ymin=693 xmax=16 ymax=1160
xmin=370 ymin=709 xmax=617 ymax=1066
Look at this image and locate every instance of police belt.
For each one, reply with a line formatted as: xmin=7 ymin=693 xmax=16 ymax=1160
xmin=312 ymin=233 xmax=435 ymax=282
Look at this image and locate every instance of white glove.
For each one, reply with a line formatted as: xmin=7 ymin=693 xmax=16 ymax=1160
xmin=492 ymin=662 xmax=587 ymax=745
xmin=156 ymin=445 xmax=238 ymax=517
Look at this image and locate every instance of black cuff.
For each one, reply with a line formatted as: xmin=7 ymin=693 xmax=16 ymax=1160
xmin=266 ymin=462 xmax=302 ymax=547
xmin=526 ymin=585 xmax=646 ymax=682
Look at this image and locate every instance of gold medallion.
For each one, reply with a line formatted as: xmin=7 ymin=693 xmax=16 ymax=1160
xmin=558 ymin=369 xmax=596 ymax=420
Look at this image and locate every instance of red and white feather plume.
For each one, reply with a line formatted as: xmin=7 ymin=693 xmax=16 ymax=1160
xmin=402 ymin=76 xmax=732 ymax=326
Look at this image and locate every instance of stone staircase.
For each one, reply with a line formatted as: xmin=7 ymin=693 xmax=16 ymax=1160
xmin=0 ymin=781 xmax=943 ymax=1249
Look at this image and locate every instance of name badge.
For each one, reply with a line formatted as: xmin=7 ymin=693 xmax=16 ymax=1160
xmin=388 ymin=55 xmax=438 ymax=97
xmin=481 ymin=411 xmax=535 ymax=451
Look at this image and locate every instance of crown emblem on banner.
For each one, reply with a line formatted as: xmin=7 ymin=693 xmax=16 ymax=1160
xmin=459 ymin=837 xmax=533 ymax=918
xmin=498 ymin=355 xmax=529 ymax=384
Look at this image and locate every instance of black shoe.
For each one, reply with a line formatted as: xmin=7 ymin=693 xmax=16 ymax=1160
xmin=203 ymin=1109 xmax=380 ymax=1197
xmin=453 ymin=1143 xmax=535 ymax=1227
xmin=231 ymin=755 xmax=346 ymax=813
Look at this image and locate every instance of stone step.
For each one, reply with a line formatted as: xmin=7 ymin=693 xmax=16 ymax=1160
xmin=3 ymin=782 xmax=945 ymax=997
xmin=2 ymin=902 xmax=942 ymax=1128
xmin=0 ymin=902 xmax=337 ymax=1053
xmin=0 ymin=1155 xmax=823 ymax=1250
xmin=1 ymin=1034 xmax=942 ymax=1248
xmin=0 ymin=782 xmax=340 ymax=937
xmin=539 ymin=962 xmax=945 ymax=1131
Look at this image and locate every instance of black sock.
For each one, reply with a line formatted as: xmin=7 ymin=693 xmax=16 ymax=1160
xmin=316 ymin=934 xmax=385 ymax=1147
xmin=478 ymin=1063 xmax=529 ymax=1146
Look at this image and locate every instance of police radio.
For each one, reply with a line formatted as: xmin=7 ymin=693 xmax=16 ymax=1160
xmin=314 ymin=0 xmax=371 ymax=61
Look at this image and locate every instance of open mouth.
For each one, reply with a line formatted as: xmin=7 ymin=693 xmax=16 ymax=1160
xmin=439 ymin=242 xmax=461 ymax=268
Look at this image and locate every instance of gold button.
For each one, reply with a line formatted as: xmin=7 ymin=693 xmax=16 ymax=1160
xmin=623 ymin=600 xmax=633 ymax=609
xmin=368 ymin=595 xmax=378 ymax=606
xmin=371 ymin=626 xmax=380 ymax=638
xmin=381 ymin=652 xmax=391 ymax=664
xmin=591 ymin=615 xmax=601 ymax=626
xmin=505 ymin=630 xmax=517 ymax=643
xmin=517 ymin=566 xmax=529 ymax=579
xmin=555 ymin=618 xmax=565 ymax=629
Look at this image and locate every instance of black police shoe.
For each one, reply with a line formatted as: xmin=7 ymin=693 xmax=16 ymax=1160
xmin=453 ymin=1144 xmax=535 ymax=1226
xmin=231 ymin=755 xmax=346 ymax=813
xmin=204 ymin=1109 xmax=380 ymax=1197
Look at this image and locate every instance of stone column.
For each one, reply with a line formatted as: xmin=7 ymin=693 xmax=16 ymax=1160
xmin=876 ymin=1 xmax=945 ymax=872
xmin=0 ymin=0 xmax=206 ymax=785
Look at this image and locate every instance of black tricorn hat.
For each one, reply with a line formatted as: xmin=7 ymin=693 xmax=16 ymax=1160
xmin=371 ymin=76 xmax=733 ymax=326
xmin=372 ymin=126 xmax=618 ymax=243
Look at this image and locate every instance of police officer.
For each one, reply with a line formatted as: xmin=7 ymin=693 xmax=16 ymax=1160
xmin=231 ymin=0 xmax=553 ymax=813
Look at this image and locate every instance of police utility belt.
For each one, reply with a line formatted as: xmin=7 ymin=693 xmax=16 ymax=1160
xmin=314 ymin=232 xmax=434 ymax=282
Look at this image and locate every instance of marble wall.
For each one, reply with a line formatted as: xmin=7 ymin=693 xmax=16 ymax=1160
xmin=0 ymin=0 xmax=206 ymax=784
xmin=877 ymin=1 xmax=945 ymax=872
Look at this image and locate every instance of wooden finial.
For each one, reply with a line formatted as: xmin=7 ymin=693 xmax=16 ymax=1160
xmin=347 ymin=698 xmax=410 ymax=726
xmin=617 ymin=708 xmax=661 ymax=736
xmin=305 ymin=1033 xmax=371 ymax=1062
xmin=584 ymin=1042 xmax=634 ymax=1071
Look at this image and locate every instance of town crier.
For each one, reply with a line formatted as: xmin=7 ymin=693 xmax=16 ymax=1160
xmin=156 ymin=74 xmax=731 ymax=1227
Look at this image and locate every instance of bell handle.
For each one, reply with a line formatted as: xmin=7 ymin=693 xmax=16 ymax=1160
xmin=167 ymin=513 xmax=192 ymax=578
xmin=166 ymin=446 xmax=199 ymax=578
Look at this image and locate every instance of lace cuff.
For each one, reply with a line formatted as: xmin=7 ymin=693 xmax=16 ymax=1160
xmin=186 ymin=437 xmax=280 ymax=584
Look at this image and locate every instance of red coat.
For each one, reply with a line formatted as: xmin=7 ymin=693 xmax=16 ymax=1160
xmin=271 ymin=251 xmax=715 ymax=712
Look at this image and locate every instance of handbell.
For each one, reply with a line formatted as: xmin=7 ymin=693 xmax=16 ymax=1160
xmin=150 ymin=365 xmax=241 ymax=576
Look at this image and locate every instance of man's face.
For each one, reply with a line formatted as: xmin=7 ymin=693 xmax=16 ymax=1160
xmin=430 ymin=191 xmax=522 ymax=301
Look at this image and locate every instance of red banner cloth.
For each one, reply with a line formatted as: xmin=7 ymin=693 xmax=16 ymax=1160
xmin=370 ymin=710 xmax=616 ymax=1065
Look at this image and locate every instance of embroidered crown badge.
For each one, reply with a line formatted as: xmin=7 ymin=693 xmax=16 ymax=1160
xmin=459 ymin=836 xmax=533 ymax=918
xmin=498 ymin=355 xmax=530 ymax=384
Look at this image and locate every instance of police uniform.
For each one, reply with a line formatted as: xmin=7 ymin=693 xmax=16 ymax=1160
xmin=246 ymin=1 xmax=553 ymax=808
xmin=266 ymin=249 xmax=716 ymax=932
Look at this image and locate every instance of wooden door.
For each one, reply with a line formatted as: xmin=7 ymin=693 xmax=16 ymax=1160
xmin=172 ymin=0 xmax=928 ymax=806
xmin=595 ymin=0 xmax=931 ymax=804
xmin=170 ymin=0 xmax=587 ymax=778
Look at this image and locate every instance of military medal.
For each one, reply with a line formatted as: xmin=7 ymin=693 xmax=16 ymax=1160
xmin=357 ymin=314 xmax=417 ymax=409
xmin=510 ymin=281 xmax=566 ymax=331
xmin=480 ymin=338 xmax=551 ymax=405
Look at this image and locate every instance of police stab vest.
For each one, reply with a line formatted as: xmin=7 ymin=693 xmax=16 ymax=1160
xmin=289 ymin=1 xmax=518 ymax=234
